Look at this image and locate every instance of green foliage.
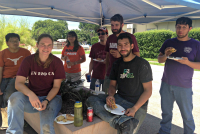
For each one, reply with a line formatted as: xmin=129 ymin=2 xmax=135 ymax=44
xmin=91 ymin=36 xmax=99 ymax=45
xmin=188 ymin=28 xmax=200 ymax=41
xmin=32 ymin=19 xmax=68 ymax=41
xmin=134 ymin=29 xmax=174 ymax=58
xmin=0 ymin=16 xmax=35 ymax=50
xmin=78 ymin=22 xmax=100 ymax=44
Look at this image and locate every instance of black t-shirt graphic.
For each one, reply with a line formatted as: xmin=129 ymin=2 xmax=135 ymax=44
xmin=109 ymin=56 xmax=153 ymax=107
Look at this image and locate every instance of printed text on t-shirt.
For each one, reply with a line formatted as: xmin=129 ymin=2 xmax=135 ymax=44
xmin=31 ymin=71 xmax=54 ymax=76
xmin=109 ymin=43 xmax=117 ymax=48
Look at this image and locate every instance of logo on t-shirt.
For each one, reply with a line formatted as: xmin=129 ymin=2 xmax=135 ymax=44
xmin=31 ymin=71 xmax=54 ymax=76
xmin=184 ymin=47 xmax=192 ymax=53
xmin=65 ymin=49 xmax=77 ymax=55
xmin=109 ymin=43 xmax=117 ymax=48
xmin=7 ymin=56 xmax=23 ymax=65
xmin=120 ymin=69 xmax=134 ymax=79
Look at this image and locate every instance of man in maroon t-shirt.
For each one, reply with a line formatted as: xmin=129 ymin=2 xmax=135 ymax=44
xmin=103 ymin=14 xmax=140 ymax=94
xmin=86 ymin=27 xmax=108 ymax=90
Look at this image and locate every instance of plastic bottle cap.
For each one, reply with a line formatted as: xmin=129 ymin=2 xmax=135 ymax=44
xmin=75 ymin=101 xmax=82 ymax=108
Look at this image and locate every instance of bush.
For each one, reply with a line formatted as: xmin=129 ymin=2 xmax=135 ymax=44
xmin=134 ymin=29 xmax=174 ymax=58
xmin=188 ymin=28 xmax=200 ymax=41
xmin=91 ymin=36 xmax=99 ymax=45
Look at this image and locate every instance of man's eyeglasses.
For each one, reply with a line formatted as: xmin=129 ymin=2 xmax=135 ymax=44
xmin=9 ymin=40 xmax=19 ymax=44
xmin=98 ymin=33 xmax=106 ymax=36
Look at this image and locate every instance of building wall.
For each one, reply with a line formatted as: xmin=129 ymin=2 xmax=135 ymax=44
xmin=106 ymin=19 xmax=200 ymax=35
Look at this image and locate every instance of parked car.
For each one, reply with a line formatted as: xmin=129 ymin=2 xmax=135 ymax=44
xmin=81 ymin=44 xmax=90 ymax=50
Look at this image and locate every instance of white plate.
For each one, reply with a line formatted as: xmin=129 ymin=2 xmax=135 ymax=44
xmin=93 ymin=59 xmax=104 ymax=62
xmin=104 ymin=104 xmax=125 ymax=115
xmin=54 ymin=114 xmax=74 ymax=124
xmin=167 ymin=56 xmax=182 ymax=60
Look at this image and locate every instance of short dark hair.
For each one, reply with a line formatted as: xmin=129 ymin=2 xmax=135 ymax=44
xmin=117 ymin=33 xmax=133 ymax=45
xmin=176 ymin=17 xmax=192 ymax=27
xmin=5 ymin=33 xmax=20 ymax=42
xmin=110 ymin=14 xmax=123 ymax=24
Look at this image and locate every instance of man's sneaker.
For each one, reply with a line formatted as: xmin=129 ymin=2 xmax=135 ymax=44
xmin=115 ymin=118 xmax=139 ymax=134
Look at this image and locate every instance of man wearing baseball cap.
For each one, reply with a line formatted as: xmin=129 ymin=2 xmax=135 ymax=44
xmin=85 ymin=27 xmax=108 ymax=90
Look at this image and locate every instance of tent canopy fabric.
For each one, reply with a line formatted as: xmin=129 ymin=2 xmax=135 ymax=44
xmin=0 ymin=0 xmax=200 ymax=26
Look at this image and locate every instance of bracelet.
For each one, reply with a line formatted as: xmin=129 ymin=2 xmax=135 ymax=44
xmin=43 ymin=98 xmax=50 ymax=104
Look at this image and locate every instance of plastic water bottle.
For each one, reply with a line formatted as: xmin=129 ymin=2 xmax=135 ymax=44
xmin=66 ymin=57 xmax=71 ymax=68
xmin=74 ymin=101 xmax=83 ymax=127
xmin=95 ymin=79 xmax=100 ymax=92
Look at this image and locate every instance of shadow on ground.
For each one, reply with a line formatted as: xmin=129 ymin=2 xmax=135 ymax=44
xmin=138 ymin=114 xmax=183 ymax=134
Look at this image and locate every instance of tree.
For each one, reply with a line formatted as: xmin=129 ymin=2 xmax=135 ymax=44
xmin=0 ymin=16 xmax=35 ymax=50
xmin=32 ymin=19 xmax=68 ymax=41
xmin=78 ymin=22 xmax=100 ymax=44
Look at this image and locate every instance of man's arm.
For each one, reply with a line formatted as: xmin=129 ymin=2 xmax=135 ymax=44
xmin=158 ymin=47 xmax=173 ymax=63
xmin=85 ymin=58 xmax=94 ymax=79
xmin=105 ymin=52 xmax=110 ymax=76
xmin=176 ymin=57 xmax=200 ymax=70
xmin=106 ymin=80 xmax=117 ymax=107
xmin=0 ymin=67 xmax=3 ymax=95
xmin=126 ymin=81 xmax=152 ymax=117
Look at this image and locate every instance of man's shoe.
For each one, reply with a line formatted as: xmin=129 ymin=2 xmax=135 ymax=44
xmin=116 ymin=118 xmax=139 ymax=134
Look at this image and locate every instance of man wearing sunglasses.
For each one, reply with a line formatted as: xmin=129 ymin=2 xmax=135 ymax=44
xmin=103 ymin=14 xmax=140 ymax=94
xmin=85 ymin=27 xmax=108 ymax=90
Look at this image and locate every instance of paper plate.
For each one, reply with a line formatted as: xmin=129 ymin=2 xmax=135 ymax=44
xmin=104 ymin=104 xmax=125 ymax=115
xmin=167 ymin=56 xmax=182 ymax=60
xmin=93 ymin=59 xmax=104 ymax=62
xmin=54 ymin=114 xmax=74 ymax=124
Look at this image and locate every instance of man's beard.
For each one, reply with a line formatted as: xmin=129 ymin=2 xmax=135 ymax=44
xmin=177 ymin=31 xmax=189 ymax=39
xmin=119 ymin=49 xmax=131 ymax=58
xmin=112 ymin=26 xmax=122 ymax=35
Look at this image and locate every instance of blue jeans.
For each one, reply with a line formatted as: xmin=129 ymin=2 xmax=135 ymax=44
xmin=6 ymin=92 xmax=62 ymax=134
xmin=90 ymin=78 xmax=104 ymax=90
xmin=0 ymin=78 xmax=17 ymax=108
xmin=87 ymin=94 xmax=147 ymax=134
xmin=159 ymin=82 xmax=195 ymax=134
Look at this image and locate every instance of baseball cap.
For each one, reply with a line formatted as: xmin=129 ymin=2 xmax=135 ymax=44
xmin=97 ymin=27 xmax=108 ymax=34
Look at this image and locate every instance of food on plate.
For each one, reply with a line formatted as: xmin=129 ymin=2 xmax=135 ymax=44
xmin=110 ymin=99 xmax=118 ymax=110
xmin=56 ymin=115 xmax=65 ymax=121
xmin=66 ymin=114 xmax=74 ymax=121
xmin=62 ymin=119 xmax=68 ymax=122
xmin=169 ymin=48 xmax=177 ymax=53
xmin=96 ymin=58 xmax=102 ymax=61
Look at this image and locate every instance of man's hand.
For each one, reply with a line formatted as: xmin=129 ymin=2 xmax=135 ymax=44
xmin=164 ymin=47 xmax=173 ymax=57
xmin=38 ymin=100 xmax=48 ymax=111
xmin=176 ymin=57 xmax=190 ymax=65
xmin=0 ymin=90 xmax=3 ymax=95
xmin=28 ymin=92 xmax=42 ymax=109
xmin=125 ymin=107 xmax=138 ymax=117
xmin=85 ymin=73 xmax=91 ymax=80
xmin=110 ymin=50 xmax=121 ymax=58
xmin=106 ymin=96 xmax=115 ymax=108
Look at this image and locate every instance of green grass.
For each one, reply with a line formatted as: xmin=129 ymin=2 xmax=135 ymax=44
xmin=85 ymin=50 xmax=90 ymax=54
xmin=144 ymin=58 xmax=158 ymax=61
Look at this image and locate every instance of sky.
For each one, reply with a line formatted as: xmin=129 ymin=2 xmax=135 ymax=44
xmin=2 ymin=14 xmax=80 ymax=30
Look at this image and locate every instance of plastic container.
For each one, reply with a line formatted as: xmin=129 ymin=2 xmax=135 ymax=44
xmin=66 ymin=57 xmax=71 ymax=68
xmin=74 ymin=101 xmax=83 ymax=127
xmin=95 ymin=79 xmax=100 ymax=92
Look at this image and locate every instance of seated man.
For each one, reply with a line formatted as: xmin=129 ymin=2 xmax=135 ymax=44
xmin=0 ymin=33 xmax=31 ymax=127
xmin=87 ymin=33 xmax=153 ymax=134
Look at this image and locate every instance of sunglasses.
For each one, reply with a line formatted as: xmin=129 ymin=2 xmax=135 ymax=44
xmin=98 ymin=33 xmax=106 ymax=36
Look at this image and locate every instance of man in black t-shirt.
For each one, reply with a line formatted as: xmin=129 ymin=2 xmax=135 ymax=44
xmin=87 ymin=33 xmax=153 ymax=134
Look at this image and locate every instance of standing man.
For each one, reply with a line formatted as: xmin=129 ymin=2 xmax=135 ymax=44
xmin=103 ymin=14 xmax=140 ymax=94
xmin=0 ymin=33 xmax=31 ymax=126
xmin=86 ymin=27 xmax=108 ymax=90
xmin=158 ymin=17 xmax=200 ymax=134
xmin=87 ymin=33 xmax=152 ymax=134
